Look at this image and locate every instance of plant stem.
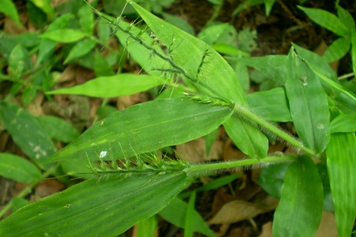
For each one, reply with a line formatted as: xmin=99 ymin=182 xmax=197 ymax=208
xmin=235 ymin=105 xmax=316 ymax=156
xmin=185 ymin=155 xmax=298 ymax=176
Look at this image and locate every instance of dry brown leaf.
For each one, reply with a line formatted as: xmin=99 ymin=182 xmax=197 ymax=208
xmin=315 ymin=211 xmax=338 ymax=237
xmin=258 ymin=221 xmax=273 ymax=237
xmin=211 ymin=188 xmax=234 ymax=216
xmin=208 ymin=200 xmax=266 ymax=225
xmin=35 ymin=179 xmax=65 ymax=198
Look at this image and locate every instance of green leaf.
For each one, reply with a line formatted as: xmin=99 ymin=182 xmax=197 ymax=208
xmin=264 ymin=0 xmax=276 ymax=16
xmin=136 ymin=215 xmax=158 ymax=237
xmin=11 ymin=197 xmax=29 ymax=213
xmin=232 ymin=0 xmax=265 ymax=16
xmin=8 ymin=44 xmax=24 ymax=79
xmin=29 ymin=0 xmax=55 ymax=20
xmin=326 ymin=133 xmax=356 ymax=237
xmin=337 ymin=5 xmax=355 ymax=30
xmin=273 ymin=155 xmax=323 ymax=236
xmin=40 ymin=29 xmax=86 ymax=43
xmin=78 ymin=4 xmax=94 ymax=35
xmin=204 ymin=128 xmax=219 ymax=157
xmin=223 ymin=115 xmax=268 ymax=158
xmin=179 ymin=173 xmax=240 ymax=199
xmin=0 ymin=173 xmax=190 ymax=236
xmin=238 ymin=55 xmax=287 ymax=85
xmin=330 ymin=113 xmax=356 ymax=133
xmin=36 ymin=115 xmax=80 ymax=143
xmin=94 ymin=50 xmax=115 ymax=77
xmin=47 ymin=74 xmax=165 ymax=98
xmin=64 ymin=39 xmax=96 ymax=64
xmin=0 ymin=102 xmax=56 ymax=165
xmin=0 ymin=0 xmax=22 ymax=26
xmin=247 ymin=87 xmax=292 ymax=122
xmin=184 ymin=191 xmax=196 ymax=237
xmin=130 ymin=1 xmax=245 ymax=105
xmin=44 ymin=97 xmax=233 ymax=165
xmin=297 ymin=6 xmax=349 ymax=37
xmin=292 ymin=43 xmax=337 ymax=81
xmin=36 ymin=14 xmax=72 ymax=65
xmin=352 ymin=29 xmax=356 ymax=74
xmin=323 ymin=38 xmax=350 ymax=63
xmin=159 ymin=197 xmax=216 ymax=237
xmin=0 ymin=153 xmax=41 ymax=183
xmin=258 ymin=163 xmax=290 ymax=198
xmin=162 ymin=13 xmax=195 ymax=35
xmin=285 ymin=47 xmax=330 ymax=154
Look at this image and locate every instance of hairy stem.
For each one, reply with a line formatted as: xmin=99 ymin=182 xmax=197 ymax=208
xmin=185 ymin=155 xmax=298 ymax=176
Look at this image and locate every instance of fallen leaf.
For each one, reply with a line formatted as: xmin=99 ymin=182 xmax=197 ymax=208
xmin=258 ymin=221 xmax=273 ymax=237
xmin=208 ymin=200 xmax=266 ymax=225
xmin=315 ymin=211 xmax=338 ymax=237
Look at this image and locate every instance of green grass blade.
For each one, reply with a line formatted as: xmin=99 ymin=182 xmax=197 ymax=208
xmin=352 ymin=29 xmax=356 ymax=74
xmin=45 ymin=97 xmax=233 ymax=164
xmin=135 ymin=215 xmax=158 ymax=237
xmin=0 ymin=153 xmax=41 ymax=183
xmin=330 ymin=113 xmax=356 ymax=133
xmin=0 ymin=173 xmax=190 ymax=236
xmin=47 ymin=74 xmax=165 ymax=98
xmin=297 ymin=6 xmax=349 ymax=37
xmin=326 ymin=133 xmax=356 ymax=237
xmin=224 ymin=116 xmax=268 ymax=158
xmin=184 ymin=191 xmax=196 ymax=237
xmin=159 ymin=197 xmax=216 ymax=237
xmin=323 ymin=38 xmax=350 ymax=63
xmin=273 ymin=155 xmax=323 ymax=236
xmin=285 ymin=47 xmax=330 ymax=154
xmin=238 ymin=55 xmax=287 ymax=85
xmin=0 ymin=0 xmax=22 ymax=27
xmin=129 ymin=1 xmax=245 ymax=105
xmin=247 ymin=87 xmax=292 ymax=122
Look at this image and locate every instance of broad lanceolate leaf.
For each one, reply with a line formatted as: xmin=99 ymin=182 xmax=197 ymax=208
xmin=47 ymin=74 xmax=165 ymax=98
xmin=223 ymin=116 xmax=268 ymax=159
xmin=285 ymin=47 xmax=330 ymax=154
xmin=78 ymin=4 xmax=94 ymax=35
xmin=159 ymin=197 xmax=216 ymax=237
xmin=238 ymin=55 xmax=287 ymax=85
xmin=0 ymin=153 xmax=41 ymax=183
xmin=0 ymin=173 xmax=190 ymax=236
xmin=0 ymin=102 xmax=56 ymax=166
xmin=273 ymin=155 xmax=323 ymax=237
xmin=36 ymin=115 xmax=80 ymax=143
xmin=337 ymin=5 xmax=355 ymax=30
xmin=130 ymin=1 xmax=245 ymax=106
xmin=247 ymin=87 xmax=292 ymax=122
xmin=330 ymin=113 xmax=356 ymax=133
xmin=297 ymin=6 xmax=349 ymax=37
xmin=352 ymin=29 xmax=356 ymax=75
xmin=323 ymin=38 xmax=350 ymax=63
xmin=40 ymin=29 xmax=86 ymax=43
xmin=0 ymin=0 xmax=22 ymax=26
xmin=45 ymin=97 xmax=233 ymax=164
xmin=326 ymin=133 xmax=356 ymax=237
xmin=64 ymin=39 xmax=96 ymax=64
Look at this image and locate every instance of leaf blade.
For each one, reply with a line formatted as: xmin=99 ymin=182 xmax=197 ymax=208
xmin=0 ymin=173 xmax=190 ymax=236
xmin=285 ymin=47 xmax=330 ymax=153
xmin=47 ymin=74 xmax=165 ymax=98
xmin=45 ymin=98 xmax=233 ymax=165
xmin=273 ymin=155 xmax=323 ymax=236
xmin=325 ymin=133 xmax=356 ymax=237
xmin=129 ymin=1 xmax=245 ymax=105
